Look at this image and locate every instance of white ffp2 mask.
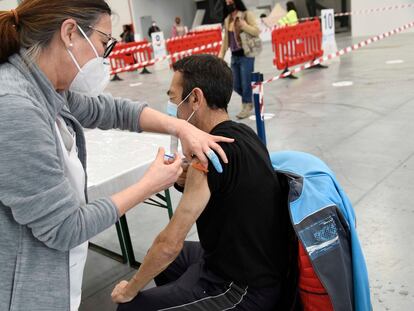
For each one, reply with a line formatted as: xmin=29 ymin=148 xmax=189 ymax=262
xmin=67 ymin=25 xmax=110 ymax=97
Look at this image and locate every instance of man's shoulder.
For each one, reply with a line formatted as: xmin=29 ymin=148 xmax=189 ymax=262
xmin=210 ymin=121 xmax=265 ymax=163
xmin=211 ymin=121 xmax=257 ymax=142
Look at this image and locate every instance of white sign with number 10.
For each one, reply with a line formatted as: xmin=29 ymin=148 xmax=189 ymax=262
xmin=321 ymin=9 xmax=335 ymax=36
xmin=321 ymin=9 xmax=339 ymax=63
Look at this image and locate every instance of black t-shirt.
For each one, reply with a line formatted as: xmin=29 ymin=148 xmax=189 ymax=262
xmin=197 ymin=120 xmax=286 ymax=288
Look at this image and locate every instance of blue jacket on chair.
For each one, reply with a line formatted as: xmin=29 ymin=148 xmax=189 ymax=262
xmin=270 ymin=151 xmax=372 ymax=311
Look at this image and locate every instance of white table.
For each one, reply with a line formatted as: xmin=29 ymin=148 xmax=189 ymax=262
xmin=85 ymin=129 xmax=174 ymax=267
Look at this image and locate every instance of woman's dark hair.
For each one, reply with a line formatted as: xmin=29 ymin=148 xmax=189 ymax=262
xmin=286 ymin=1 xmax=297 ymax=12
xmin=172 ymin=54 xmax=233 ymax=111
xmin=222 ymin=0 xmax=248 ymax=19
xmin=0 ymin=0 xmax=111 ymax=64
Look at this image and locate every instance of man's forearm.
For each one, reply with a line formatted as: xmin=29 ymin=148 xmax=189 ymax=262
xmin=126 ymin=234 xmax=182 ymax=294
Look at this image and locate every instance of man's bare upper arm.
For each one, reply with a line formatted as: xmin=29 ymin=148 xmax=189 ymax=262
xmin=162 ymin=166 xmax=211 ymax=243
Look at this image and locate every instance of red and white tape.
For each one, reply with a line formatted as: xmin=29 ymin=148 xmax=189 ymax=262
xmin=166 ymin=26 xmax=222 ymax=43
xmin=301 ymin=3 xmax=414 ymax=21
xmin=110 ymin=42 xmax=153 ymax=56
xmin=254 ymin=20 xmax=414 ymax=87
xmin=262 ymin=4 xmax=414 ymax=33
xmin=110 ymin=41 xmax=222 ymax=75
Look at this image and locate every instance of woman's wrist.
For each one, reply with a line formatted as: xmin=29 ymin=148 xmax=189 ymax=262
xmin=172 ymin=118 xmax=186 ymax=138
xmin=112 ymin=178 xmax=154 ymax=216
xmin=135 ymin=176 xmax=156 ymax=201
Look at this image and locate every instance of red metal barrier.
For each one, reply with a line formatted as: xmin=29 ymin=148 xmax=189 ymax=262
xmin=272 ymin=20 xmax=323 ymax=70
xmin=108 ymin=40 xmax=153 ymax=74
xmin=166 ymin=28 xmax=222 ymax=65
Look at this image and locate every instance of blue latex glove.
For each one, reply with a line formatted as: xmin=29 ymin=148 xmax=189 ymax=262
xmin=206 ymin=149 xmax=223 ymax=173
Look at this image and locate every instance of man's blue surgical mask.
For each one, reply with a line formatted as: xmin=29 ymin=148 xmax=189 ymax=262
xmin=166 ymin=90 xmax=223 ymax=173
xmin=167 ymin=91 xmax=196 ymax=122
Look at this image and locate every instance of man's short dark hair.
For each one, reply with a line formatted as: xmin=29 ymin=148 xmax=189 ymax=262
xmin=172 ymin=54 xmax=233 ymax=111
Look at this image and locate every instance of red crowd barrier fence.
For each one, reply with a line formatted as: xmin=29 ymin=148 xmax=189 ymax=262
xmin=166 ymin=28 xmax=222 ymax=66
xmin=272 ymin=20 xmax=323 ymax=71
xmin=108 ymin=40 xmax=154 ymax=74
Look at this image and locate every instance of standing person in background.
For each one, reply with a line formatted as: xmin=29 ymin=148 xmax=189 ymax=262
xmin=148 ymin=21 xmax=161 ymax=38
xmin=219 ymin=0 xmax=260 ymax=120
xmin=171 ymin=16 xmax=188 ymax=37
xmin=120 ymin=24 xmax=134 ymax=43
xmin=306 ymin=0 xmax=326 ymax=18
xmin=278 ymin=1 xmax=299 ymax=26
xmin=260 ymin=13 xmax=267 ymax=26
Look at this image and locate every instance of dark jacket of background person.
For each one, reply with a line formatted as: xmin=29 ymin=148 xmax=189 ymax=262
xmin=120 ymin=24 xmax=134 ymax=43
xmin=148 ymin=23 xmax=161 ymax=38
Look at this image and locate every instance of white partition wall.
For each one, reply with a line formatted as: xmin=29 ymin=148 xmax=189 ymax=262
xmin=351 ymin=0 xmax=414 ymax=36
xmin=106 ymin=0 xmax=135 ymax=41
xmin=130 ymin=0 xmax=197 ymax=40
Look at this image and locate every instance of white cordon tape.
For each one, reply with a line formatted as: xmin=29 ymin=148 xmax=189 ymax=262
xmin=262 ymin=3 xmax=414 ymax=33
xmin=301 ymin=3 xmax=414 ymax=20
xmin=111 ymin=42 xmax=152 ymax=56
xmin=254 ymin=20 xmax=414 ymax=87
xmin=110 ymin=41 xmax=222 ymax=75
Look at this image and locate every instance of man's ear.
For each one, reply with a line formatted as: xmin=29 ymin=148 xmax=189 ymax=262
xmin=192 ymin=87 xmax=204 ymax=110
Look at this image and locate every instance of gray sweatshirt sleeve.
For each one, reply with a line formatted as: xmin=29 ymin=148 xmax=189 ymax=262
xmin=66 ymin=91 xmax=148 ymax=132
xmin=0 ymin=95 xmax=119 ymax=252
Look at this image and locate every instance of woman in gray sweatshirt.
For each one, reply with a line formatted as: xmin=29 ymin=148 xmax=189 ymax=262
xmin=0 ymin=1 xmax=232 ymax=310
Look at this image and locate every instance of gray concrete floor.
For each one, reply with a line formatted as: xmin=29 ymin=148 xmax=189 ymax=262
xmin=79 ymin=31 xmax=414 ymax=311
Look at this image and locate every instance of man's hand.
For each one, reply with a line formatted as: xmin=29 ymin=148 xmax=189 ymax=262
xmin=111 ymin=280 xmax=137 ymax=304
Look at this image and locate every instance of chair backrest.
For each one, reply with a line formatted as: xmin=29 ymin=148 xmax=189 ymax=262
xmin=270 ymin=150 xmax=372 ymax=311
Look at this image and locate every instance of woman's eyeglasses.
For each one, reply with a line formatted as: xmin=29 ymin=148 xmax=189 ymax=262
xmin=88 ymin=26 xmax=118 ymax=58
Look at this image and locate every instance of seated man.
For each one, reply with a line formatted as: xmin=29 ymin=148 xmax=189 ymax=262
xmin=111 ymin=54 xmax=287 ymax=311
